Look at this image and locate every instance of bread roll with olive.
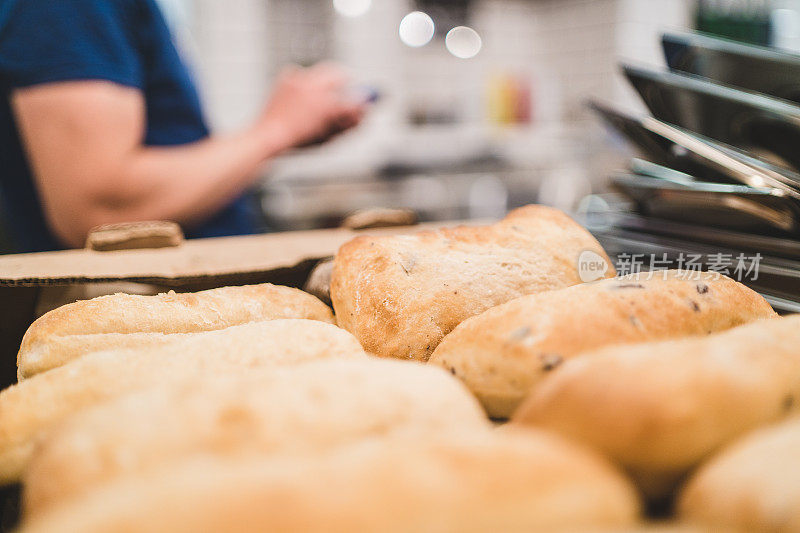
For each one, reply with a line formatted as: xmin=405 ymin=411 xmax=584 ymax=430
xmin=331 ymin=205 xmax=615 ymax=362
xmin=18 ymin=284 xmax=334 ymax=379
xmin=430 ymin=270 xmax=776 ymax=418
xmin=515 ymin=316 xmax=800 ymax=498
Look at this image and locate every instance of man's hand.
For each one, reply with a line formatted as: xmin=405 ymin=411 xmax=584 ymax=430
xmin=256 ymin=63 xmax=366 ymax=151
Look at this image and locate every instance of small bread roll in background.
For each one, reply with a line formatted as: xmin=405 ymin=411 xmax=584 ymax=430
xmin=18 ymin=284 xmax=334 ymax=379
xmin=331 ymin=205 xmax=615 ymax=362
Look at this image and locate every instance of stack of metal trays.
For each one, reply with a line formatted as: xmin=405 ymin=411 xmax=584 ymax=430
xmin=587 ymin=30 xmax=800 ymax=312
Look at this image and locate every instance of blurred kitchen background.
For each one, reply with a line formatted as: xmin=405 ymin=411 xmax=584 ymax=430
xmin=156 ymin=0 xmax=800 ymax=230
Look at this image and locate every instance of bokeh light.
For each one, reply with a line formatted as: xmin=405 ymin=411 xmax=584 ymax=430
xmin=399 ymin=11 xmax=435 ymax=48
xmin=333 ymin=0 xmax=372 ymax=18
xmin=445 ymin=26 xmax=482 ymax=59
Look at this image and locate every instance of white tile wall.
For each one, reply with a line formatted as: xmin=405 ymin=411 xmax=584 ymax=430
xmin=177 ymin=0 xmax=693 ymax=187
xmin=189 ymin=0 xmax=272 ymax=132
xmin=182 ymin=0 xmax=692 ymax=133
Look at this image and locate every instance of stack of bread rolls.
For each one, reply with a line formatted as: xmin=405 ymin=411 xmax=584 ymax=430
xmin=2 ymin=205 xmax=796 ymax=532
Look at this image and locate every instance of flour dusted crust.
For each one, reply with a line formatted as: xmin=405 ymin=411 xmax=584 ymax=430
xmin=17 ymin=284 xmax=334 ymax=379
xmin=0 ymin=320 xmax=365 ymax=484
xmin=679 ymin=417 xmax=800 ymax=532
xmin=429 ymin=270 xmax=776 ymax=418
xmin=24 ymin=359 xmax=489 ymax=514
xmin=20 ymin=429 xmax=640 ymax=533
xmin=514 ymin=316 xmax=800 ymax=498
xmin=330 ymin=205 xmax=615 ymax=361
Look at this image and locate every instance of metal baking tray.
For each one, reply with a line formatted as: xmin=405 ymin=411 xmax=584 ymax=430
xmin=622 ymin=63 xmax=800 ymax=170
xmin=588 ymin=100 xmax=800 ymax=198
xmin=589 ymin=99 xmax=703 ymax=174
xmin=579 ymin=192 xmax=800 ymax=258
xmin=606 ymin=210 xmax=800 ymax=260
xmin=663 ymin=30 xmax=800 ymax=103
xmin=612 ymin=171 xmax=800 ymax=234
xmin=630 ymin=158 xmax=705 ymax=184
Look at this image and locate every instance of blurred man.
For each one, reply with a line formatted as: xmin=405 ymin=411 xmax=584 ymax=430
xmin=0 ymin=0 xmax=365 ymax=251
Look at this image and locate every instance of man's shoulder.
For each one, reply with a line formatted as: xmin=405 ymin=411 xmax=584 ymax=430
xmin=1 ymin=0 xmax=143 ymax=26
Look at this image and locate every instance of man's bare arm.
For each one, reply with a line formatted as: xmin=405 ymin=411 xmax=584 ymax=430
xmin=12 ymin=66 xmax=363 ymax=247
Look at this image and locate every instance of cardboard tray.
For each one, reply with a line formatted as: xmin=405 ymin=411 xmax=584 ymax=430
xmin=0 ymin=221 xmax=453 ymax=389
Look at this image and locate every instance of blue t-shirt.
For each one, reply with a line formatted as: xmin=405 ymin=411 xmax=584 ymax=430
xmin=0 ymin=0 xmax=259 ymax=252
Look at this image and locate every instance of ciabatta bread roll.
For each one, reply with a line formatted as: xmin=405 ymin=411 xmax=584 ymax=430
xmin=429 ymin=270 xmax=776 ymax=418
xmin=331 ymin=205 xmax=615 ymax=361
xmin=514 ymin=316 xmax=800 ymax=498
xmin=18 ymin=284 xmax=334 ymax=379
xmin=0 ymin=320 xmax=364 ymax=484
xmin=24 ymin=359 xmax=489 ymax=514
xmin=679 ymin=417 xmax=800 ymax=532
xmin=20 ymin=429 xmax=640 ymax=533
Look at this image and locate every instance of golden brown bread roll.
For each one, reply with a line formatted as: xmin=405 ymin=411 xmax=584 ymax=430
xmin=0 ymin=319 xmax=365 ymax=484
xmin=330 ymin=205 xmax=615 ymax=362
xmin=17 ymin=284 xmax=334 ymax=379
xmin=20 ymin=429 xmax=640 ymax=533
xmin=429 ymin=270 xmax=776 ymax=418
xmin=514 ymin=316 xmax=800 ymax=498
xmin=23 ymin=359 xmax=489 ymax=514
xmin=679 ymin=417 xmax=800 ymax=532
xmin=575 ymin=526 xmax=709 ymax=533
